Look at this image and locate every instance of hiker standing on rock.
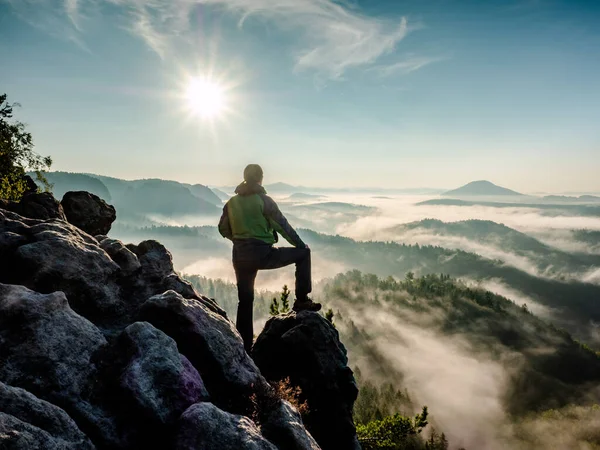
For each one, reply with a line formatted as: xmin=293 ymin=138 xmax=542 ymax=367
xmin=218 ymin=164 xmax=321 ymax=351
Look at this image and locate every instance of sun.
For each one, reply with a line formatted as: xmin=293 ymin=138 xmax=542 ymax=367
xmin=185 ymin=77 xmax=226 ymax=119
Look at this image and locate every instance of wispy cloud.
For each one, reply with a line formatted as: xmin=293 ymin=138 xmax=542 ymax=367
xmin=375 ymin=56 xmax=446 ymax=77
xmin=64 ymin=0 xmax=81 ymax=30
xmin=4 ymin=0 xmax=90 ymax=50
xmin=4 ymin=0 xmax=416 ymax=79
xmin=115 ymin=0 xmax=413 ymax=78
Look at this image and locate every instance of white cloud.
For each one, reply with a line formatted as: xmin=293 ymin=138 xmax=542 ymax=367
xmin=5 ymin=0 xmax=416 ymax=79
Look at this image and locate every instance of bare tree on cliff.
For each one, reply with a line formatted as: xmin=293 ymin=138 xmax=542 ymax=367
xmin=0 ymin=93 xmax=52 ymax=200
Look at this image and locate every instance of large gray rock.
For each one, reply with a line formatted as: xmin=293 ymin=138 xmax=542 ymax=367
xmin=0 ymin=284 xmax=106 ymax=402
xmin=0 ymin=412 xmax=80 ymax=450
xmin=97 ymin=236 xmax=141 ymax=276
xmin=138 ymin=290 xmax=265 ymax=413
xmin=92 ymin=321 xmax=209 ymax=448
xmin=127 ymin=239 xmax=174 ymax=281
xmin=112 ymin=322 xmax=209 ymax=425
xmin=0 ymin=382 xmax=94 ymax=449
xmin=123 ymin=240 xmax=225 ymax=315
xmin=61 ymin=191 xmax=116 ymax=236
xmin=253 ymin=311 xmax=360 ymax=450
xmin=262 ymin=400 xmax=321 ymax=450
xmin=175 ymin=402 xmax=277 ymax=450
xmin=12 ymin=218 xmax=121 ymax=321
xmin=0 ymin=208 xmax=122 ymax=323
xmin=161 ymin=273 xmax=226 ymax=317
xmin=0 ymin=284 xmax=122 ymax=448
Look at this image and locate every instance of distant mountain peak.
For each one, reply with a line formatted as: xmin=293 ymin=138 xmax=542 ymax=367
xmin=443 ymin=180 xmax=522 ymax=197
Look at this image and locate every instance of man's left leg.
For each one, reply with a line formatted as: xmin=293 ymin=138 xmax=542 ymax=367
xmin=260 ymin=247 xmax=319 ymax=311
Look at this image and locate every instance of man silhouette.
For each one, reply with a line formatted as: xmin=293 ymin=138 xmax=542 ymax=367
xmin=218 ymin=164 xmax=321 ymax=351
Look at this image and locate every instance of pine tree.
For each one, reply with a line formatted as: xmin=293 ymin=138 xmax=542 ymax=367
xmin=325 ymin=308 xmax=335 ymax=326
xmin=280 ymin=285 xmax=290 ymax=313
xmin=440 ymin=432 xmax=449 ymax=450
xmin=270 ymin=285 xmax=291 ymax=316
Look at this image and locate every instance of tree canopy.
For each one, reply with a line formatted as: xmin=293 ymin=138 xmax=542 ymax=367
xmin=0 ymin=93 xmax=51 ymax=200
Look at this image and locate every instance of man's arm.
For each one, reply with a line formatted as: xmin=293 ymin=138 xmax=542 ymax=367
xmin=218 ymin=203 xmax=233 ymax=240
xmin=261 ymin=195 xmax=306 ymax=248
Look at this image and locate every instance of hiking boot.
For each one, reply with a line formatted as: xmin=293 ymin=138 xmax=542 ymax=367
xmin=293 ymin=298 xmax=322 ymax=312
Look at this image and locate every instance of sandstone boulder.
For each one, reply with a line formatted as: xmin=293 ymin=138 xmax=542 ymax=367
xmin=261 ymin=400 xmax=321 ymax=450
xmin=253 ymin=311 xmax=360 ymax=450
xmin=0 ymin=284 xmax=123 ymax=448
xmin=97 ymin=236 xmax=141 ymax=276
xmin=0 ymin=382 xmax=94 ymax=449
xmin=61 ymin=191 xmax=116 ymax=236
xmin=139 ymin=290 xmax=265 ymax=413
xmin=175 ymin=402 xmax=277 ymax=450
xmin=12 ymin=219 xmax=121 ymax=321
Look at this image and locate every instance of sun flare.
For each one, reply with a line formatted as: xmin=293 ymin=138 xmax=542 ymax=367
xmin=185 ymin=77 xmax=226 ymax=119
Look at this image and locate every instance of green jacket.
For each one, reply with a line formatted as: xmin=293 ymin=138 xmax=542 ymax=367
xmin=218 ymin=182 xmax=306 ymax=248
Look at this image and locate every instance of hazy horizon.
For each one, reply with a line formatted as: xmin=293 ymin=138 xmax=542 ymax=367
xmin=35 ymin=170 xmax=600 ymax=196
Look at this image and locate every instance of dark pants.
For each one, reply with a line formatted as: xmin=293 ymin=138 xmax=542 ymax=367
xmin=233 ymin=240 xmax=312 ymax=352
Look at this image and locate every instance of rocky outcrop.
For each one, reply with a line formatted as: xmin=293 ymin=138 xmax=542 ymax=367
xmin=0 ymin=382 xmax=94 ymax=449
xmin=61 ymin=191 xmax=116 ymax=236
xmin=0 ymin=208 xmax=218 ymax=327
xmin=253 ymin=311 xmax=360 ymax=450
xmin=176 ymin=403 xmax=277 ymax=450
xmin=0 ymin=191 xmax=354 ymax=449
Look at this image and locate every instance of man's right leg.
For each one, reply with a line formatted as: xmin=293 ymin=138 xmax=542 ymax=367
xmin=234 ymin=265 xmax=258 ymax=352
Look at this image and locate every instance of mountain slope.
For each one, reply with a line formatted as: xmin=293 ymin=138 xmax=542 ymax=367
xmin=443 ymin=180 xmax=522 ymax=196
xmin=387 ymin=218 xmax=600 ymax=274
xmin=41 ymin=171 xmax=112 ymax=201
xmin=42 ymin=172 xmax=222 ymax=223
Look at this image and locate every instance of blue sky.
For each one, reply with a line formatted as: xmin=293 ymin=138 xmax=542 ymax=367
xmin=1 ymin=0 xmax=599 ymax=192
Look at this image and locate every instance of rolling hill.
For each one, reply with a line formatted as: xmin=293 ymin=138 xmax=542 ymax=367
xmin=443 ymin=180 xmax=523 ymax=197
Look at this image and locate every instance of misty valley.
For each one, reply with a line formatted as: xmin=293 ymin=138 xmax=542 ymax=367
xmin=38 ymin=171 xmax=600 ymax=450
